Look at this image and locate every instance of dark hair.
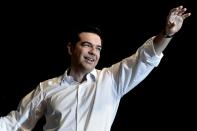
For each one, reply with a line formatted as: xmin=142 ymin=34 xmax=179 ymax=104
xmin=68 ymin=24 xmax=103 ymax=46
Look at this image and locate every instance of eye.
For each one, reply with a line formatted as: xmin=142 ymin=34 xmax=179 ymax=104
xmin=81 ymin=42 xmax=92 ymax=47
xmin=97 ymin=47 xmax=102 ymax=52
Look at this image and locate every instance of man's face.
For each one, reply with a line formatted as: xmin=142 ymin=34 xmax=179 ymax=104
xmin=69 ymin=32 xmax=102 ymax=73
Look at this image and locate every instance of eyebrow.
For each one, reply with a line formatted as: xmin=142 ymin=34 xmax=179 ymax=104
xmin=81 ymin=41 xmax=102 ymax=48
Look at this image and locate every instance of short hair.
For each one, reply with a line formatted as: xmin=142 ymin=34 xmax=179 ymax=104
xmin=68 ymin=24 xmax=103 ymax=46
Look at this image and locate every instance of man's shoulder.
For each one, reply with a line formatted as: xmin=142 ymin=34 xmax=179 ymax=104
xmin=40 ymin=74 xmax=63 ymax=88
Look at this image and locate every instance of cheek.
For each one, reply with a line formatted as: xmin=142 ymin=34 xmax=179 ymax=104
xmin=74 ymin=49 xmax=84 ymax=57
xmin=96 ymin=53 xmax=101 ymax=61
xmin=98 ymin=53 xmax=101 ymax=58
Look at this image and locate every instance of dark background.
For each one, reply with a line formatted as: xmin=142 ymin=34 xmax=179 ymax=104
xmin=0 ymin=0 xmax=196 ymax=130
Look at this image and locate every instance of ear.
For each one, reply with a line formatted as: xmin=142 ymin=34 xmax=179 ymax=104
xmin=67 ymin=42 xmax=73 ymax=55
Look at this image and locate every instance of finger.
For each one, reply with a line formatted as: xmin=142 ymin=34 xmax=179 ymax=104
xmin=170 ymin=6 xmax=183 ymax=15
xmin=177 ymin=8 xmax=187 ymax=15
xmin=177 ymin=5 xmax=183 ymax=10
xmin=182 ymin=13 xmax=191 ymax=20
xmin=169 ymin=8 xmax=178 ymax=15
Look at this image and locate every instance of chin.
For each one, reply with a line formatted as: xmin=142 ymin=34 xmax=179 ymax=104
xmin=84 ymin=66 xmax=95 ymax=73
xmin=82 ymin=62 xmax=96 ymax=72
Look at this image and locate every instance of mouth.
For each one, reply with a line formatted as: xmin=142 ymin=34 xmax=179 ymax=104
xmin=84 ymin=56 xmax=95 ymax=64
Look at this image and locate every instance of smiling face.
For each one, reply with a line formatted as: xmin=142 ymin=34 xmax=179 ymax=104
xmin=68 ymin=32 xmax=102 ymax=74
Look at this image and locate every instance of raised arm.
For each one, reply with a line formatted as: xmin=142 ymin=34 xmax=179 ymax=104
xmin=153 ymin=5 xmax=191 ymax=55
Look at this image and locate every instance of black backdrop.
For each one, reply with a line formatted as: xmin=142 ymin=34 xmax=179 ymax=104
xmin=0 ymin=0 xmax=196 ymax=130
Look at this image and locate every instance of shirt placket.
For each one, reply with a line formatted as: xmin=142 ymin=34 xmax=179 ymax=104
xmin=76 ymin=82 xmax=86 ymax=131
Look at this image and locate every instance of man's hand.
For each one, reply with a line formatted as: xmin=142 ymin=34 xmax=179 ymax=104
xmin=165 ymin=5 xmax=191 ymax=36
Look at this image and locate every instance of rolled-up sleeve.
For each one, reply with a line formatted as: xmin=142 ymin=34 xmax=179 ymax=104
xmin=139 ymin=36 xmax=163 ymax=67
xmin=0 ymin=84 xmax=45 ymax=131
xmin=109 ymin=36 xmax=163 ymax=96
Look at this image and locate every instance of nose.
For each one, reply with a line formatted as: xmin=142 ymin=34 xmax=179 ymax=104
xmin=88 ymin=47 xmax=97 ymax=55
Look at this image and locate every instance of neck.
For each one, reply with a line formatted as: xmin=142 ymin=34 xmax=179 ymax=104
xmin=68 ymin=68 xmax=89 ymax=83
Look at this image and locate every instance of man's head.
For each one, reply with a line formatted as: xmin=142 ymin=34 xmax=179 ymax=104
xmin=68 ymin=25 xmax=103 ymax=46
xmin=67 ymin=25 xmax=103 ymax=74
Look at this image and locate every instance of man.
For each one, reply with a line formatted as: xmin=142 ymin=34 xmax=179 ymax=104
xmin=0 ymin=5 xmax=191 ymax=131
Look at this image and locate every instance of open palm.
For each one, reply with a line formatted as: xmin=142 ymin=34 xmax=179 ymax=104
xmin=166 ymin=6 xmax=191 ymax=35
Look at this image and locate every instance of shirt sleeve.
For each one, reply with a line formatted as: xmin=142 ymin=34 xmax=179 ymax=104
xmin=0 ymin=84 xmax=46 ymax=131
xmin=109 ymin=36 xmax=163 ymax=96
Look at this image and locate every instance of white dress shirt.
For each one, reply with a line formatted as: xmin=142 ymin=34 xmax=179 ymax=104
xmin=0 ymin=37 xmax=163 ymax=131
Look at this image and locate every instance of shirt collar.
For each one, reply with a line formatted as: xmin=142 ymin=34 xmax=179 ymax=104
xmin=61 ymin=68 xmax=97 ymax=84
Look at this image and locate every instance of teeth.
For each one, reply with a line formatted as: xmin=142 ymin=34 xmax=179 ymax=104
xmin=85 ymin=57 xmax=94 ymax=62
